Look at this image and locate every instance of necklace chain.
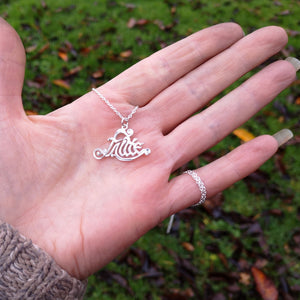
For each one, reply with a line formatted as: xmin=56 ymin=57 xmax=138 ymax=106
xmin=92 ymin=88 xmax=138 ymax=123
xmin=92 ymin=88 xmax=151 ymax=161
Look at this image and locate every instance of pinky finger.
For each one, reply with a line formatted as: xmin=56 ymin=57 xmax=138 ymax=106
xmin=167 ymin=130 xmax=293 ymax=215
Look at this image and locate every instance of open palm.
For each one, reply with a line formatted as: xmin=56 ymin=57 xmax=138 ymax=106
xmin=0 ymin=18 xmax=296 ymax=280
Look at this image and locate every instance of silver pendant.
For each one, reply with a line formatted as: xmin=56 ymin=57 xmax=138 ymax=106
xmin=93 ymin=123 xmax=151 ymax=162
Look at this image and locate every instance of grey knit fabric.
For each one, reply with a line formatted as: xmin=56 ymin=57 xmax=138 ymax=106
xmin=0 ymin=222 xmax=87 ymax=299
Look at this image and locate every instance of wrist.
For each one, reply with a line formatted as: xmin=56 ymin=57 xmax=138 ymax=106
xmin=0 ymin=221 xmax=87 ymax=299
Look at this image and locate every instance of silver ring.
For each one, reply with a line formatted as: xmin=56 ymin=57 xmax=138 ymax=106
xmin=166 ymin=170 xmax=207 ymax=234
xmin=184 ymin=170 xmax=207 ymax=206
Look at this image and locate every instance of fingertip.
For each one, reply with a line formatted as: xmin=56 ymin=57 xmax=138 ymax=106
xmin=272 ymin=59 xmax=297 ymax=85
xmin=223 ymin=22 xmax=245 ymax=36
xmin=265 ymin=25 xmax=288 ymax=44
xmin=252 ymin=59 xmax=296 ymax=97
xmin=245 ymin=26 xmax=288 ymax=52
xmin=212 ymin=22 xmax=245 ymax=39
xmin=256 ymin=134 xmax=279 ymax=156
xmin=0 ymin=18 xmax=26 ymax=117
xmin=0 ymin=17 xmax=26 ymax=65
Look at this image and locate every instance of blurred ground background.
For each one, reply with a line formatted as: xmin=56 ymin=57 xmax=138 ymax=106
xmin=1 ymin=0 xmax=299 ymax=299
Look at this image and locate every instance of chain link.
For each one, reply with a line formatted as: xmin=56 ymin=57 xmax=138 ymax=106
xmin=92 ymin=88 xmax=138 ymax=123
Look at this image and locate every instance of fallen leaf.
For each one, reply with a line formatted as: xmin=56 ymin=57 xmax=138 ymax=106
xmin=136 ymin=19 xmax=148 ymax=26
xmin=53 ymin=79 xmax=70 ymax=90
xmin=182 ymin=242 xmax=195 ymax=252
xmin=92 ymin=69 xmax=104 ymax=79
xmin=246 ymin=222 xmax=262 ymax=235
xmin=26 ymin=75 xmax=47 ymax=89
xmin=254 ymin=258 xmax=268 ymax=269
xmin=239 ymin=272 xmax=251 ymax=285
xmin=26 ymin=80 xmax=42 ymax=89
xmin=127 ymin=18 xmax=136 ymax=28
xmin=279 ymin=9 xmax=290 ymax=15
xmin=218 ymin=253 xmax=228 ymax=268
xmin=64 ymin=65 xmax=83 ymax=77
xmin=64 ymin=40 xmax=74 ymax=51
xmin=58 ymin=51 xmax=68 ymax=62
xmin=38 ymin=43 xmax=50 ymax=54
xmin=30 ymin=43 xmax=50 ymax=59
xmin=251 ymin=267 xmax=278 ymax=300
xmin=98 ymin=270 xmax=134 ymax=295
xmin=163 ymin=287 xmax=195 ymax=299
xmin=286 ymin=29 xmax=300 ymax=37
xmin=127 ymin=18 xmax=148 ymax=28
xmin=133 ymin=267 xmax=163 ymax=280
xmin=124 ymin=3 xmax=136 ymax=10
xmin=110 ymin=272 xmax=133 ymax=295
xmin=153 ymin=19 xmax=165 ymax=30
xmin=268 ymin=209 xmax=283 ymax=216
xmin=80 ymin=46 xmax=92 ymax=55
xmin=284 ymin=243 xmax=291 ymax=253
xmin=119 ymin=50 xmax=133 ymax=58
xmin=26 ymin=45 xmax=37 ymax=53
xmin=293 ymin=232 xmax=300 ymax=244
xmin=233 ymin=128 xmax=255 ymax=142
xmin=26 ymin=110 xmax=38 ymax=115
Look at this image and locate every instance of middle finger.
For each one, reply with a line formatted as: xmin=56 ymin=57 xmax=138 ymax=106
xmin=148 ymin=26 xmax=288 ymax=134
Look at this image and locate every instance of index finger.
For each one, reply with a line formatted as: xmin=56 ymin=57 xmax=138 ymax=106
xmin=102 ymin=23 xmax=244 ymax=106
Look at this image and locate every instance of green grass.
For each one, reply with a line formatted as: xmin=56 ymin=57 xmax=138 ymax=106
xmin=1 ymin=0 xmax=299 ymax=299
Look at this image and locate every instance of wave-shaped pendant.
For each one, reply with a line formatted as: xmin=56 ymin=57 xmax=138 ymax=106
xmin=93 ymin=126 xmax=151 ymax=162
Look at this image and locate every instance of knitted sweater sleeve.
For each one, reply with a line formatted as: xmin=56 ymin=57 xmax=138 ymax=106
xmin=0 ymin=222 xmax=87 ymax=299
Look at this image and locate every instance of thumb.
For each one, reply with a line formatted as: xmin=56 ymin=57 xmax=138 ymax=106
xmin=0 ymin=18 xmax=26 ymax=118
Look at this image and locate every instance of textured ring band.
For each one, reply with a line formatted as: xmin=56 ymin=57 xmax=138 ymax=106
xmin=184 ymin=170 xmax=207 ymax=206
xmin=166 ymin=170 xmax=207 ymax=234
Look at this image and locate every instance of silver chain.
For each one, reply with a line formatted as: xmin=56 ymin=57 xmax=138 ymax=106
xmin=92 ymin=88 xmax=138 ymax=124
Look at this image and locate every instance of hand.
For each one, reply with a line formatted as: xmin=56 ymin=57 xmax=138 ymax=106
xmin=0 ymin=19 xmax=296 ymax=280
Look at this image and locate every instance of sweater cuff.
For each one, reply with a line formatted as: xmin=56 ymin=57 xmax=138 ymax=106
xmin=0 ymin=222 xmax=87 ymax=299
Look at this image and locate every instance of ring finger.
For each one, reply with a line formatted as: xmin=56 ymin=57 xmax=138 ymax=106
xmin=167 ymin=59 xmax=296 ymax=170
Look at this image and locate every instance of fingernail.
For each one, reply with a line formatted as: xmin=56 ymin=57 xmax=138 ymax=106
xmin=285 ymin=57 xmax=300 ymax=71
xmin=273 ymin=129 xmax=293 ymax=147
